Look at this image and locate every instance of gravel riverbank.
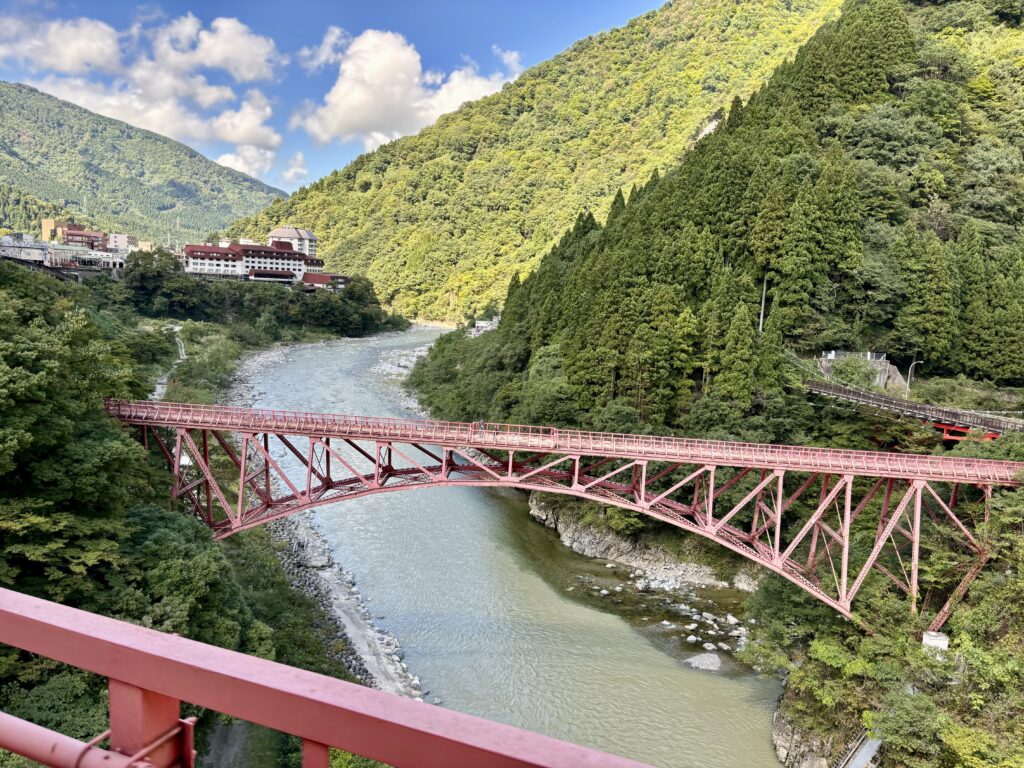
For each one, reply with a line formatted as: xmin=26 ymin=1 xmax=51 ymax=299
xmin=267 ymin=513 xmax=425 ymax=698
xmin=229 ymin=343 xmax=427 ymax=700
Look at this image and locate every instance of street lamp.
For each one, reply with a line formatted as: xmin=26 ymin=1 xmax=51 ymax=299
xmin=906 ymin=358 xmax=924 ymax=397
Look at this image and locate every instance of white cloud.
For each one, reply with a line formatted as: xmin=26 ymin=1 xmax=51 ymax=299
xmin=211 ymin=90 xmax=281 ymax=149
xmin=17 ymin=13 xmax=286 ymax=180
xmin=282 ymin=151 xmax=308 ymax=184
xmin=0 ymin=16 xmax=122 ymax=74
xmin=298 ymin=25 xmax=350 ymax=73
xmin=149 ymin=13 xmax=285 ymax=82
xmin=294 ymin=30 xmax=521 ymax=150
xmin=217 ymin=145 xmax=275 ymax=177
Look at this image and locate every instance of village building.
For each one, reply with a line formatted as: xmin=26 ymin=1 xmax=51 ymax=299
xmin=267 ymin=226 xmax=317 ymax=258
xmin=182 ymin=236 xmax=327 ymax=284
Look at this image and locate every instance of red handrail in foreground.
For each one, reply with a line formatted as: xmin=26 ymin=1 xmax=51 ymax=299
xmin=0 ymin=587 xmax=651 ymax=768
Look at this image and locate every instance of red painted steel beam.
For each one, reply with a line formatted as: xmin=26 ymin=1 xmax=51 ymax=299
xmin=0 ymin=711 xmax=155 ymax=768
xmin=106 ymin=400 xmax=1024 ymax=486
xmin=0 ymin=588 xmax=651 ymax=768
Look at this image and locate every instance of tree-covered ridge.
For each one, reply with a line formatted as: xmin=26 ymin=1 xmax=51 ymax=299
xmin=0 ymin=82 xmax=284 ymax=242
xmin=412 ymin=0 xmax=1024 ymax=442
xmin=228 ymin=0 xmax=844 ymax=319
xmin=0 ymin=181 xmax=82 ymax=235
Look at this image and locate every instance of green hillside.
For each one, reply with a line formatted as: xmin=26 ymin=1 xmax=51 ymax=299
xmin=0 ymin=82 xmax=284 ymax=242
xmin=413 ymin=0 xmax=1024 ymax=433
xmin=228 ymin=0 xmax=844 ymax=319
xmin=410 ymin=1 xmax=1024 ymax=763
xmin=0 ymin=181 xmax=83 ymax=235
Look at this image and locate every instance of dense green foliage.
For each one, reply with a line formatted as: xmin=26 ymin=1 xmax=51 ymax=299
xmin=412 ymin=0 xmax=1024 ymax=445
xmin=228 ymin=0 xmax=844 ymax=319
xmin=0 ymin=262 xmax=386 ymax=766
xmin=117 ymin=252 xmax=405 ymax=342
xmin=0 ymin=181 xmax=82 ymax=235
xmin=408 ymin=1 xmax=1024 ymax=763
xmin=0 ymin=82 xmax=283 ymax=242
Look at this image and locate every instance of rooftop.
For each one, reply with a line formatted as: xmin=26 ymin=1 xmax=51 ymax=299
xmin=269 ymin=226 xmax=317 ymax=241
xmin=301 ymin=272 xmax=333 ymax=285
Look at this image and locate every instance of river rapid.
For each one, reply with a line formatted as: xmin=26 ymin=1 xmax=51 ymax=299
xmin=228 ymin=326 xmax=782 ymax=768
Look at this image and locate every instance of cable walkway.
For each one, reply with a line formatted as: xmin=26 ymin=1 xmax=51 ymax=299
xmin=805 ymin=380 xmax=1024 ymax=436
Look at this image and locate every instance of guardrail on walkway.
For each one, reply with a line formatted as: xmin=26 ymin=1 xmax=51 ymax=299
xmin=0 ymin=587 xmax=651 ymax=768
xmin=805 ymin=380 xmax=1024 ymax=435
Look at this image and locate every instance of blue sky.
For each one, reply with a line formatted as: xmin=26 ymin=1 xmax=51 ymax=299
xmin=0 ymin=0 xmax=660 ymax=191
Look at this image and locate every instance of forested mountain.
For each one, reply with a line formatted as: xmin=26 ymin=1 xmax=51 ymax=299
xmin=410 ymin=1 xmax=1024 ymax=763
xmin=0 ymin=181 xmax=82 ymax=234
xmin=228 ymin=0 xmax=844 ymax=319
xmin=0 ymin=82 xmax=284 ymax=242
xmin=413 ymin=0 xmax=1024 ymax=437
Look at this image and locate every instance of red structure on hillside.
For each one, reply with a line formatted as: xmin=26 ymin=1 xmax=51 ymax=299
xmin=106 ymin=400 xmax=1024 ymax=632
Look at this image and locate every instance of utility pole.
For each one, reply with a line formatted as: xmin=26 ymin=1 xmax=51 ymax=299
xmin=906 ymin=358 xmax=924 ymax=397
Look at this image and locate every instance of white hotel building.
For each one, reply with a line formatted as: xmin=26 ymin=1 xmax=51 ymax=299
xmin=267 ymin=226 xmax=317 ymax=258
xmin=182 ymin=241 xmax=325 ymax=283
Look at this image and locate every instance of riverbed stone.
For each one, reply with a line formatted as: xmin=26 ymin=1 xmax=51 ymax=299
xmin=702 ymin=642 xmax=717 ymax=651
xmin=685 ymin=652 xmax=722 ymax=672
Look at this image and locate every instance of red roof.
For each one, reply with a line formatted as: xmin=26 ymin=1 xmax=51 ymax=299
xmin=301 ymin=273 xmax=332 ymax=285
xmin=269 ymin=240 xmax=295 ymax=251
xmin=233 ymin=244 xmax=304 ymax=259
xmin=184 ymin=245 xmax=239 ymax=259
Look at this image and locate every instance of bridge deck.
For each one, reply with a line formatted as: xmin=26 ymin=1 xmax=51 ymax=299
xmin=106 ymin=400 xmax=1024 ymax=487
xmin=806 ymin=380 xmax=1024 ymax=435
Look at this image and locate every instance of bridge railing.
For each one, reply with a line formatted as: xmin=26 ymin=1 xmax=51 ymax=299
xmin=0 ymin=587 xmax=649 ymax=768
xmin=104 ymin=400 xmax=1024 ymax=486
xmin=805 ymin=380 xmax=1024 ymax=434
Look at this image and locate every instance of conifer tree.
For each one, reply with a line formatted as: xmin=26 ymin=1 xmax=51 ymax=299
xmin=750 ymin=168 xmax=795 ymax=331
xmin=893 ymin=229 xmax=956 ymax=365
xmin=773 ymin=179 xmax=823 ymax=346
xmin=607 ymin=189 xmax=626 ymax=223
xmin=712 ymin=303 xmax=757 ymax=412
xmin=953 ymin=221 xmax=992 ymax=377
xmin=815 ymin=143 xmax=864 ymax=314
xmin=701 ymin=264 xmax=742 ymax=381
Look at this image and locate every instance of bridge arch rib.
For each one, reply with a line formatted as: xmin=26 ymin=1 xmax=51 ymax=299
xmin=106 ymin=399 xmax=1023 ymax=631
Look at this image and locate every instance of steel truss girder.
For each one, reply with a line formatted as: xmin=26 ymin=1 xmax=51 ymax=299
xmin=144 ymin=427 xmax=998 ymax=630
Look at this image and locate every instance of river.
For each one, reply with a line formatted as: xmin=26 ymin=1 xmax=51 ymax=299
xmin=230 ymin=326 xmax=782 ymax=768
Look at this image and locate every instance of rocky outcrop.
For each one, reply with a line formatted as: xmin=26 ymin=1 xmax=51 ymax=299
xmin=528 ymin=493 xmax=760 ymax=593
xmin=772 ymin=710 xmax=833 ymax=768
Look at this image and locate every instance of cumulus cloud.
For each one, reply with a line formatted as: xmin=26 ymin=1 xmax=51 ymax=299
xmin=14 ymin=12 xmax=285 ymax=180
xmin=0 ymin=17 xmax=122 ymax=74
xmin=282 ymin=152 xmax=308 ymax=184
xmin=217 ymin=145 xmax=275 ymax=177
xmin=298 ymin=26 xmax=350 ymax=73
xmin=294 ymin=30 xmax=522 ymax=150
xmin=212 ymin=90 xmax=281 ymax=149
xmin=150 ymin=14 xmax=286 ymax=82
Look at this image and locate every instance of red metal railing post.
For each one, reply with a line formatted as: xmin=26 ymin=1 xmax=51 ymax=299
xmin=302 ymin=739 xmax=329 ymax=768
xmin=108 ymin=679 xmax=181 ymax=767
xmin=910 ymin=484 xmax=923 ymax=614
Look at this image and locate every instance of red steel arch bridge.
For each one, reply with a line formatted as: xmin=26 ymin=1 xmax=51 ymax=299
xmin=106 ymin=400 xmax=1024 ymax=632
